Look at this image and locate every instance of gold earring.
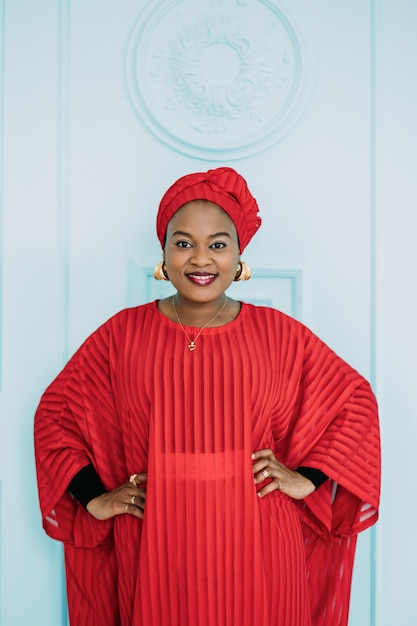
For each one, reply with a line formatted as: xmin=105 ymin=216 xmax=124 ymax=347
xmin=234 ymin=261 xmax=251 ymax=281
xmin=154 ymin=261 xmax=169 ymax=281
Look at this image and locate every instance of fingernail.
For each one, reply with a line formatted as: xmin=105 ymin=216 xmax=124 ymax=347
xmin=251 ymin=453 xmax=256 ymax=460
xmin=257 ymin=491 xmax=262 ymax=498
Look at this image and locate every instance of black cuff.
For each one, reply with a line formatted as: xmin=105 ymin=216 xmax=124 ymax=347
xmin=68 ymin=464 xmax=107 ymax=509
xmin=296 ymin=466 xmax=328 ymax=490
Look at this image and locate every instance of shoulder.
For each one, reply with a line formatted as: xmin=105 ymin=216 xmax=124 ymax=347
xmin=67 ymin=302 xmax=157 ymax=360
xmin=241 ymin=302 xmax=351 ymax=362
xmin=241 ymin=303 xmax=370 ymax=388
xmin=104 ymin=301 xmax=156 ymax=331
xmin=241 ymin=302 xmax=308 ymax=335
xmin=39 ymin=303 xmax=157 ymax=396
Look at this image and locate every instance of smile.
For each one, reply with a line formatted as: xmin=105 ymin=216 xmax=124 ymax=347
xmin=187 ymin=273 xmax=217 ymax=286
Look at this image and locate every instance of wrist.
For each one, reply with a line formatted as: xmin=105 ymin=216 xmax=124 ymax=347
xmin=68 ymin=464 xmax=107 ymax=509
xmin=296 ymin=466 xmax=328 ymax=490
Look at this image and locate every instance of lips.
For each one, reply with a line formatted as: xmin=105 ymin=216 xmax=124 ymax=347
xmin=187 ymin=272 xmax=217 ymax=286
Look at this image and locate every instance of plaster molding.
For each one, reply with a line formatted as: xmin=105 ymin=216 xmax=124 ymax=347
xmin=0 ymin=0 xmax=4 ymax=388
xmin=125 ymin=0 xmax=313 ymax=160
xmin=57 ymin=0 xmax=70 ymax=365
xmin=57 ymin=4 xmax=71 ymax=625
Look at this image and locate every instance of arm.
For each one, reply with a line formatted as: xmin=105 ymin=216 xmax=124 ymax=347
xmin=34 ymin=319 xmax=133 ymax=540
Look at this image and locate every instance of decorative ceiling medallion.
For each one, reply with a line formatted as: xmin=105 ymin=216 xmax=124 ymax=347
xmin=125 ymin=0 xmax=312 ymax=160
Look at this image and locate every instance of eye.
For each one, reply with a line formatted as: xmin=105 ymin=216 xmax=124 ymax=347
xmin=210 ymin=241 xmax=227 ymax=250
xmin=175 ymin=240 xmax=192 ymax=248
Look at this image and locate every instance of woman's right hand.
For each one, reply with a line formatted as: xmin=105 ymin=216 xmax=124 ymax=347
xmin=86 ymin=472 xmax=147 ymax=520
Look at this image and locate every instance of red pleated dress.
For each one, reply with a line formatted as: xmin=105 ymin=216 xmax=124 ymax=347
xmin=34 ymin=302 xmax=380 ymax=626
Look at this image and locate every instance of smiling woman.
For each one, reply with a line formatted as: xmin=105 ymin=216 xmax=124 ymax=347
xmin=34 ymin=167 xmax=380 ymax=626
xmin=162 ymin=200 xmax=240 ymax=315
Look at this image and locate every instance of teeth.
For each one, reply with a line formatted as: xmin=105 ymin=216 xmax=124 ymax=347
xmin=188 ymin=273 xmax=216 ymax=284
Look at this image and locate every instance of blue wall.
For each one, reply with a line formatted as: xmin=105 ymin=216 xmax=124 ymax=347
xmin=0 ymin=1 xmax=416 ymax=624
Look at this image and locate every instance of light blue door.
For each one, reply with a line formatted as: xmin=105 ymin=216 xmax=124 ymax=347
xmin=1 ymin=1 xmax=416 ymax=625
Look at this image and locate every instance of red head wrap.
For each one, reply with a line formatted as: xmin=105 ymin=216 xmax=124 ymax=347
xmin=156 ymin=167 xmax=261 ymax=253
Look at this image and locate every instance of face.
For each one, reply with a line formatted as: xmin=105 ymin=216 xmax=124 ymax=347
xmin=164 ymin=200 xmax=240 ymax=305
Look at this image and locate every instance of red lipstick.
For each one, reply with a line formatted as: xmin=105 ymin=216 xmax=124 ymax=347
xmin=187 ymin=273 xmax=217 ymax=286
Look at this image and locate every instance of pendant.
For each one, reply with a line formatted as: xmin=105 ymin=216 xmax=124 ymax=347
xmin=188 ymin=342 xmax=196 ymax=351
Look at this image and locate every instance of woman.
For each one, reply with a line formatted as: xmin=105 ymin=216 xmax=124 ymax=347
xmin=34 ymin=167 xmax=380 ymax=626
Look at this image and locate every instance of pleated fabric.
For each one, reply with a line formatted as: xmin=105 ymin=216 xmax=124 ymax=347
xmin=34 ymin=301 xmax=380 ymax=626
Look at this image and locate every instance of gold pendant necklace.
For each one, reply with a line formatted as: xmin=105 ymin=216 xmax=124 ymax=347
xmin=172 ymin=295 xmax=228 ymax=351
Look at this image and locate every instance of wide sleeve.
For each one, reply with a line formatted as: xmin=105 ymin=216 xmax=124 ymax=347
xmin=275 ymin=322 xmax=381 ymax=540
xmin=34 ymin=319 xmax=125 ymax=546
xmin=297 ymin=380 xmax=380 ymax=539
xmin=268 ymin=319 xmax=381 ymax=626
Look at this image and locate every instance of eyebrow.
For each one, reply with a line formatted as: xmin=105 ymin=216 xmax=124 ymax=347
xmin=170 ymin=230 xmax=232 ymax=239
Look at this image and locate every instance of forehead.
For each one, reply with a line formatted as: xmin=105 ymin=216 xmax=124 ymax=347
xmin=167 ymin=200 xmax=236 ymax=233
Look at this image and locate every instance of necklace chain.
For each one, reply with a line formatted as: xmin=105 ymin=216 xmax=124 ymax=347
xmin=172 ymin=295 xmax=228 ymax=351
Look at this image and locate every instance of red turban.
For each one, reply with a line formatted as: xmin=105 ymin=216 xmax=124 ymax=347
xmin=156 ymin=167 xmax=261 ymax=252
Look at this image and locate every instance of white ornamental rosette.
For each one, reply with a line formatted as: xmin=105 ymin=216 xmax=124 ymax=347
xmin=125 ymin=0 xmax=314 ymax=160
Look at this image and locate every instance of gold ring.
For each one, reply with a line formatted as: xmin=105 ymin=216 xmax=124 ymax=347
xmin=125 ymin=504 xmax=129 ymax=512
xmin=130 ymin=495 xmax=135 ymax=505
xmin=278 ymin=480 xmax=282 ymax=490
xmin=262 ymin=468 xmax=269 ymax=479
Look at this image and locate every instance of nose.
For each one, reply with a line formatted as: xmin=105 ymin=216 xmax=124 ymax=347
xmin=190 ymin=245 xmax=211 ymax=267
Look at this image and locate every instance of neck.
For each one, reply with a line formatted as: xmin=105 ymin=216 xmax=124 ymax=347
xmin=173 ymin=294 xmax=228 ymax=327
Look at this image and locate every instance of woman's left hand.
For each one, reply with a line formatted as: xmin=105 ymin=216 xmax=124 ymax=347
xmin=252 ymin=448 xmax=316 ymax=500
